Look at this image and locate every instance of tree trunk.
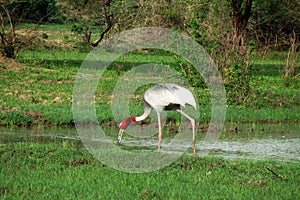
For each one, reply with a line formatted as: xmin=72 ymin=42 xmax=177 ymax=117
xmin=229 ymin=0 xmax=253 ymax=45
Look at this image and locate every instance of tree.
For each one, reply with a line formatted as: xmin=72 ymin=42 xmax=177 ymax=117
xmin=0 ymin=3 xmax=25 ymax=58
xmin=228 ymin=0 xmax=253 ymax=39
xmin=57 ymin=0 xmax=115 ymax=46
xmin=186 ymin=0 xmax=255 ymax=103
xmin=0 ymin=0 xmax=57 ymax=58
xmin=93 ymin=0 xmax=113 ymax=46
xmin=250 ymin=0 xmax=300 ymax=50
xmin=248 ymin=0 xmax=299 ymax=84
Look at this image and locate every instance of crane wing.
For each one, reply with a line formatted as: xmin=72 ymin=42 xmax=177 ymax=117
xmin=164 ymin=84 xmax=197 ymax=109
xmin=144 ymin=84 xmax=197 ymax=111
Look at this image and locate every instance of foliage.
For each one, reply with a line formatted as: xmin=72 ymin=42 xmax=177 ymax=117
xmin=0 ymin=4 xmax=22 ymax=58
xmin=186 ymin=0 xmax=255 ymax=104
xmin=0 ymin=1 xmax=60 ymax=58
xmin=283 ymin=31 xmax=300 ymax=86
xmin=2 ymin=0 xmax=298 ymax=78
xmin=57 ymin=0 xmax=116 ymax=45
xmin=114 ymin=0 xmax=189 ymax=30
xmin=5 ymin=0 xmax=61 ymax=23
xmin=250 ymin=0 xmax=300 ymax=50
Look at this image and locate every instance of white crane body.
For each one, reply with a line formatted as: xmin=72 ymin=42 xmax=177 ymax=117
xmin=118 ymin=83 xmax=197 ymax=155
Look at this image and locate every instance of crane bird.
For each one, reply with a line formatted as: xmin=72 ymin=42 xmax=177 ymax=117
xmin=118 ymin=83 xmax=197 ymax=155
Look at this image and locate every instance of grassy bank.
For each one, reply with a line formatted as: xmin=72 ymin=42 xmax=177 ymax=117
xmin=1 ymin=140 xmax=299 ymax=199
xmin=0 ymin=49 xmax=299 ymax=127
xmin=0 ymin=23 xmax=299 ymax=127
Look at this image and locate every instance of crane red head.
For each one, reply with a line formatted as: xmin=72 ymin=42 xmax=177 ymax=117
xmin=119 ymin=116 xmax=136 ymax=130
xmin=118 ymin=116 xmax=136 ymax=143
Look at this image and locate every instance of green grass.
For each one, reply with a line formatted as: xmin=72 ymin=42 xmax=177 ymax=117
xmin=0 ymin=23 xmax=299 ymax=127
xmin=1 ymin=140 xmax=299 ymax=199
xmin=0 ymin=48 xmax=299 ymax=126
xmin=226 ymin=107 xmax=300 ymax=122
xmin=1 ymin=24 xmax=299 ymax=199
xmin=16 ymin=23 xmax=72 ymax=32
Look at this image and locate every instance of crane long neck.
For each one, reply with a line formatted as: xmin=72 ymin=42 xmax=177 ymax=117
xmin=135 ymin=102 xmax=152 ymax=122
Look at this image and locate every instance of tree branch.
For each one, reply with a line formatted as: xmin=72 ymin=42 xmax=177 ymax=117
xmin=92 ymin=0 xmax=113 ymax=47
xmin=266 ymin=167 xmax=285 ymax=180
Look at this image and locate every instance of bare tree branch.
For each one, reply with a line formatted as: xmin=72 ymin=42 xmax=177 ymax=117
xmin=93 ymin=0 xmax=113 ymax=47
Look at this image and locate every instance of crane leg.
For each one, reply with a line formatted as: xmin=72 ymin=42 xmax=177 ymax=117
xmin=157 ymin=112 xmax=162 ymax=151
xmin=177 ymin=110 xmax=196 ymax=155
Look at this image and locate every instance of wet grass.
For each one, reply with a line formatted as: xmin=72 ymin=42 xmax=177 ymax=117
xmin=1 ymin=140 xmax=299 ymax=199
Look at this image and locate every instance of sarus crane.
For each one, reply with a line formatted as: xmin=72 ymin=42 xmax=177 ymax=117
xmin=118 ymin=83 xmax=197 ymax=155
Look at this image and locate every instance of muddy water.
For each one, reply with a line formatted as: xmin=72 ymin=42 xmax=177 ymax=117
xmin=0 ymin=122 xmax=299 ymax=162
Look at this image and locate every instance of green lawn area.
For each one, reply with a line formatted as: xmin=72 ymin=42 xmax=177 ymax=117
xmin=1 ymin=141 xmax=299 ymax=199
xmin=0 ymin=47 xmax=299 ymax=126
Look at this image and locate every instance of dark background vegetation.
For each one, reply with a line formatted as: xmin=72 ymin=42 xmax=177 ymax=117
xmin=2 ymin=0 xmax=299 ymax=49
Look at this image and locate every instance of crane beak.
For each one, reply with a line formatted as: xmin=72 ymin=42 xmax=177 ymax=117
xmin=118 ymin=129 xmax=124 ymax=144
